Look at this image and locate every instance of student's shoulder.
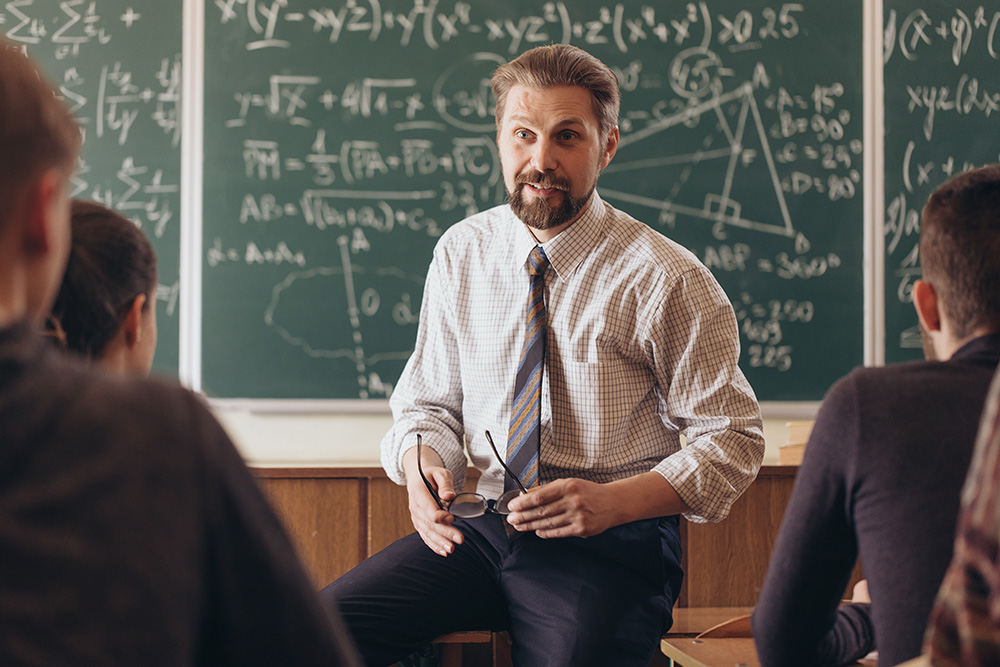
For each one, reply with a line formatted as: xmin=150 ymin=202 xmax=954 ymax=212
xmin=840 ymin=357 xmax=996 ymax=397
xmin=820 ymin=362 xmax=918 ymax=410
xmin=817 ymin=359 xmax=997 ymax=440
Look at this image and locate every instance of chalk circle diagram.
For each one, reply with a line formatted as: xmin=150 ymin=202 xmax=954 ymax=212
xmin=264 ymin=264 xmax=423 ymax=370
xmin=432 ymin=52 xmax=506 ymax=132
xmin=603 ymin=46 xmax=799 ymax=244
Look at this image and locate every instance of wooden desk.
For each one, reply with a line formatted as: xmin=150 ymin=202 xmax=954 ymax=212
xmin=661 ymin=638 xmax=877 ymax=667
xmin=252 ymin=465 xmax=863 ymax=608
xmin=252 ymin=466 xmax=806 ymax=602
xmin=667 ymin=607 xmax=755 ymax=637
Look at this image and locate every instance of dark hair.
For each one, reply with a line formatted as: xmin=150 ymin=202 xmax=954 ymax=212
xmin=920 ymin=164 xmax=1000 ymax=338
xmin=0 ymin=42 xmax=80 ymax=231
xmin=47 ymin=200 xmax=158 ymax=358
xmin=490 ymin=44 xmax=620 ymax=139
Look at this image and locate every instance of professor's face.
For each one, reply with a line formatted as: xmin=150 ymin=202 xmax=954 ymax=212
xmin=497 ymin=84 xmax=617 ymax=232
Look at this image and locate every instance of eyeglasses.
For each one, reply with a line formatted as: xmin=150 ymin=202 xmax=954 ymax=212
xmin=416 ymin=430 xmax=528 ymax=519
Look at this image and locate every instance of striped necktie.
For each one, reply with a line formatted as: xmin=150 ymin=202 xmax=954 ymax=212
xmin=506 ymin=245 xmax=549 ymax=495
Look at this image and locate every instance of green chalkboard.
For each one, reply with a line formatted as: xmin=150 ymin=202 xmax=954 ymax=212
xmin=14 ymin=0 xmax=182 ymax=377
xmin=201 ymin=0 xmax=866 ymax=402
xmin=883 ymin=2 xmax=1000 ymax=363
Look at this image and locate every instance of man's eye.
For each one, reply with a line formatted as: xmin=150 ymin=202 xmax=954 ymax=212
xmin=515 ymin=130 xmax=530 ymax=139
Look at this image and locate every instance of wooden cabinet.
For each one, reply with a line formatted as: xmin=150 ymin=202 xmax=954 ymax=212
xmin=678 ymin=466 xmax=795 ymax=607
xmin=253 ymin=465 xmax=856 ymax=605
xmin=254 ymin=468 xmax=411 ymax=588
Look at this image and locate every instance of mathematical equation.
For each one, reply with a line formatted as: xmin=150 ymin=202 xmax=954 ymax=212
xmin=215 ymin=0 xmax=810 ymax=54
xmin=240 ymin=134 xmax=499 ymax=186
xmin=3 ymin=1 xmax=143 ymax=57
xmin=883 ymin=3 xmax=1000 ymax=356
xmin=734 ymin=293 xmax=815 ymax=372
xmin=884 ymin=6 xmax=1000 ymax=66
xmin=80 ymin=157 xmax=178 ymax=239
xmin=704 ymin=241 xmax=842 ymax=281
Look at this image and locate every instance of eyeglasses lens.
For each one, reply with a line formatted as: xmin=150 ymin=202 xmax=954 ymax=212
xmin=495 ymin=489 xmax=521 ymax=515
xmin=449 ymin=493 xmax=487 ymax=518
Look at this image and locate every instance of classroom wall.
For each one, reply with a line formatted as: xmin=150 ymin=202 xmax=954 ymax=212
xmin=217 ymin=409 xmax=796 ymax=468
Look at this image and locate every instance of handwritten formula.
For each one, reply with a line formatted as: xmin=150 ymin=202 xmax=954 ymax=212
xmin=883 ymin=2 xmax=1000 ymax=362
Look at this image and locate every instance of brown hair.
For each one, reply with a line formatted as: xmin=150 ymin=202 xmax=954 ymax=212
xmin=490 ymin=44 xmax=620 ymax=139
xmin=920 ymin=164 xmax=1000 ymax=337
xmin=0 ymin=42 xmax=80 ymax=230
xmin=47 ymin=200 xmax=157 ymax=358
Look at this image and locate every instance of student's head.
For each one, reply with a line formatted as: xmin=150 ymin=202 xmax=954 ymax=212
xmin=0 ymin=42 xmax=80 ymax=322
xmin=916 ymin=164 xmax=1000 ymax=359
xmin=491 ymin=45 xmax=620 ymax=236
xmin=48 ymin=200 xmax=158 ymax=375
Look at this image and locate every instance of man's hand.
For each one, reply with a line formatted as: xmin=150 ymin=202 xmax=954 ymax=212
xmin=505 ymin=471 xmax=690 ymax=539
xmin=505 ymin=478 xmax=620 ymax=538
xmin=402 ymin=446 xmax=465 ymax=557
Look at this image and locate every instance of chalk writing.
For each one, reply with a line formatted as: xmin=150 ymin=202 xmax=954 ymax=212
xmin=10 ymin=0 xmax=183 ymax=376
xmin=883 ymin=2 xmax=1000 ymax=360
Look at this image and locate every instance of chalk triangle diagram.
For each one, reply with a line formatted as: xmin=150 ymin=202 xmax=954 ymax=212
xmin=602 ymin=83 xmax=795 ymax=240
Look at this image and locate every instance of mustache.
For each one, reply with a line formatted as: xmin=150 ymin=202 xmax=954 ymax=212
xmin=514 ymin=171 xmax=570 ymax=191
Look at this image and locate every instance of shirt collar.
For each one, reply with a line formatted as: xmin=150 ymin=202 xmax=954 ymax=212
xmin=508 ymin=192 xmax=608 ymax=282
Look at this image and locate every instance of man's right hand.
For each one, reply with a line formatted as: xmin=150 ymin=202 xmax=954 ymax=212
xmin=402 ymin=446 xmax=465 ymax=557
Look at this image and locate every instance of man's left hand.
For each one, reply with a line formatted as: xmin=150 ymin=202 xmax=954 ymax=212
xmin=505 ymin=478 xmax=620 ymax=538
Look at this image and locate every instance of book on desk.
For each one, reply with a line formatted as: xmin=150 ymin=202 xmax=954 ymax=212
xmin=778 ymin=420 xmax=814 ymax=466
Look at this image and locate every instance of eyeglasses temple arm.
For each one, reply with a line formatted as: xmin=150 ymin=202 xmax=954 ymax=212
xmin=484 ymin=431 xmax=529 ymax=495
xmin=416 ymin=434 xmax=445 ymax=510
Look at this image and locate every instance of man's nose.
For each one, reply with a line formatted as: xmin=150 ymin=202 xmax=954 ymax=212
xmin=529 ymin=138 xmax=558 ymax=172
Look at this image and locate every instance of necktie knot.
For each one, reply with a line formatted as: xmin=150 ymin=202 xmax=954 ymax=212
xmin=528 ymin=246 xmax=549 ymax=276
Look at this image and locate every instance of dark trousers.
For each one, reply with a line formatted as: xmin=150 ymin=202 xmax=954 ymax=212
xmin=321 ymin=513 xmax=683 ymax=667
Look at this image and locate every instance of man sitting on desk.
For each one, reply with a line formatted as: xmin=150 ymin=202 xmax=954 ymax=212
xmin=322 ymin=44 xmax=764 ymax=667
xmin=752 ymin=164 xmax=1000 ymax=666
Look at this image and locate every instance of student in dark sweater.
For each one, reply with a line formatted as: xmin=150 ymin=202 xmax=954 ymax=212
xmin=753 ymin=164 xmax=1000 ymax=667
xmin=0 ymin=42 xmax=360 ymax=666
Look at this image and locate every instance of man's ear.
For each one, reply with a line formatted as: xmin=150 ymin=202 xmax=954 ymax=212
xmin=913 ymin=279 xmax=942 ymax=333
xmin=23 ymin=170 xmax=64 ymax=255
xmin=601 ymin=127 xmax=619 ymax=169
xmin=123 ymin=293 xmax=146 ymax=347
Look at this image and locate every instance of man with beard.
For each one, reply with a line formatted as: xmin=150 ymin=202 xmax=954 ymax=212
xmin=323 ymin=44 xmax=764 ymax=667
xmin=752 ymin=164 xmax=1000 ymax=667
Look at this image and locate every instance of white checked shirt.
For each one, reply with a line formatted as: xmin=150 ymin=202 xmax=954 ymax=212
xmin=381 ymin=193 xmax=764 ymax=523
